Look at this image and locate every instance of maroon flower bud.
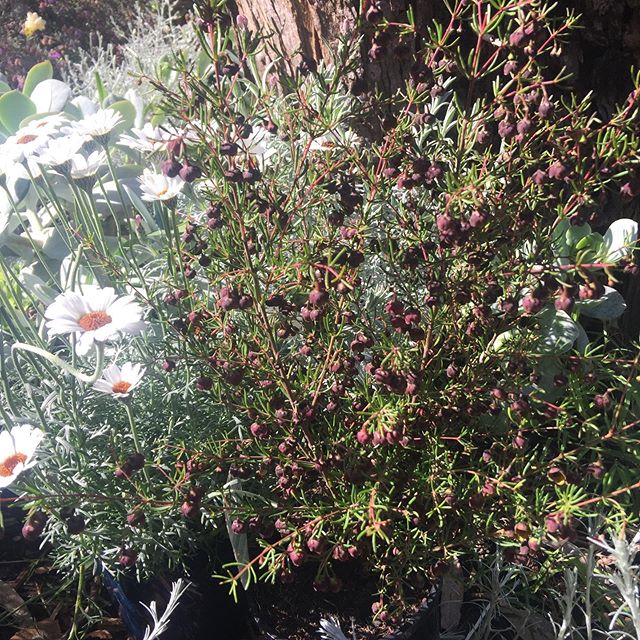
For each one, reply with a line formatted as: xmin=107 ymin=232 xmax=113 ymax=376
xmin=482 ymin=482 xmax=496 ymax=496
xmin=308 ymin=285 xmax=328 ymax=307
xmin=364 ymin=2 xmax=382 ymax=22
xmin=250 ymin=422 xmax=269 ymax=438
xmin=127 ymin=511 xmax=146 ymax=527
xmin=513 ymin=431 xmax=527 ymax=449
xmin=548 ymin=161 xmax=569 ymax=180
xmin=476 ymin=126 xmax=491 ymax=145
xmin=66 ymin=515 xmax=86 ymax=534
xmin=555 ymin=295 xmax=575 ymax=313
xmin=286 ymin=544 xmax=306 ymax=566
xmin=332 ymin=545 xmax=349 ymax=562
xmin=469 ymin=209 xmax=488 ymax=228
xmin=426 ymin=163 xmax=443 ymax=181
xmin=538 ymin=99 xmax=554 ymax=119
xmin=181 ymin=501 xmax=200 ymax=518
xmin=161 ymin=159 xmax=182 ymax=178
xmin=498 ymin=119 xmax=515 ymax=139
xmin=196 ymin=376 xmax=213 ymax=391
xmin=620 ymin=178 xmax=640 ymax=201
xmin=223 ymin=367 xmax=244 ymax=385
xmin=587 ymin=461 xmax=604 ymax=479
xmin=579 ymin=281 xmax=605 ymax=301
xmin=187 ymin=310 xmax=201 ymax=325
xmin=547 ymin=466 xmax=566 ymax=485
xmin=522 ymin=294 xmax=543 ymax=314
xmin=532 ymin=169 xmax=547 ymax=185
xmin=179 ymin=162 xmax=202 ymax=183
xmin=491 ymin=387 xmax=507 ymax=401
xmin=509 ymin=26 xmax=527 ymax=48
xmin=469 ymin=493 xmax=484 ymax=509
xmin=545 ymin=514 xmax=561 ymax=533
xmin=554 ymin=373 xmax=568 ymax=387
xmin=511 ymin=398 xmax=530 ymax=415
xmin=115 ymin=462 xmax=133 ymax=479
xmin=127 ymin=453 xmax=145 ymax=471
xmin=307 ymin=536 xmax=326 ymax=554
xmin=594 ymin=392 xmax=611 ymax=409
xmin=162 ymin=359 xmax=176 ymax=372
xmin=516 ymin=118 xmax=533 ymax=135
xmin=22 ymin=512 xmax=46 ymax=541
xmin=231 ymin=519 xmax=247 ymax=534
xmin=118 ymin=549 xmax=138 ymax=568
xmin=220 ymin=142 xmax=238 ymax=156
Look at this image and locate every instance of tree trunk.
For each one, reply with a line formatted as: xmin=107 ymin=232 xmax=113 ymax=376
xmin=231 ymin=0 xmax=439 ymax=98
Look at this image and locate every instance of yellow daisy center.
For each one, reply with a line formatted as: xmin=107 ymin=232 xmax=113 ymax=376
xmin=0 ymin=453 xmax=27 ymax=477
xmin=111 ymin=381 xmax=132 ymax=394
xmin=78 ymin=311 xmax=112 ymax=332
xmin=17 ymin=134 xmax=38 ymax=145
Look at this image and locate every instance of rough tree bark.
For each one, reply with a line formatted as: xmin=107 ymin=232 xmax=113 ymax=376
xmin=231 ymin=0 xmax=439 ymax=98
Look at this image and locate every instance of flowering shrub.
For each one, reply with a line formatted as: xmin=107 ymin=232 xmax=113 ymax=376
xmin=1 ymin=0 xmax=640 ymax=636
xmin=148 ymin=0 xmax=640 ymax=624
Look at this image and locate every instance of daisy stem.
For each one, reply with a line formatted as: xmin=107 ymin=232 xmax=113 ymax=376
xmin=124 ymin=401 xmax=150 ymax=482
xmin=68 ymin=562 xmax=85 ymax=640
xmin=11 ymin=342 xmax=105 ymax=384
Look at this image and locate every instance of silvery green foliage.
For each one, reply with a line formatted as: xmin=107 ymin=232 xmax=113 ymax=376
xmin=141 ymin=578 xmax=190 ymax=640
xmin=588 ymin=532 xmax=640 ymax=639
xmin=318 ymin=616 xmax=351 ymax=640
xmin=62 ymin=0 xmax=197 ymax=101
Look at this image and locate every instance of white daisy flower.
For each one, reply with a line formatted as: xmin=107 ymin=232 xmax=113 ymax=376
xmin=93 ymin=362 xmax=145 ymax=398
xmin=0 ymin=424 xmax=44 ymax=488
xmin=70 ymin=150 xmax=106 ymax=180
xmin=2 ymin=129 xmax=50 ymax=164
xmin=45 ymin=286 xmax=147 ymax=356
xmin=138 ymin=169 xmax=184 ymax=202
xmin=64 ymin=108 xmax=123 ymax=143
xmin=308 ymin=128 xmax=360 ymax=152
xmin=21 ymin=114 xmax=69 ymax=136
xmin=118 ymin=124 xmax=174 ymax=153
xmin=239 ymin=124 xmax=277 ymax=161
xmin=35 ymin=135 xmax=84 ymax=168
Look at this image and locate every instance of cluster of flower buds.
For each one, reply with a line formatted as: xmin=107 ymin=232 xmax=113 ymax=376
xmin=115 ymin=452 xmax=145 ymax=479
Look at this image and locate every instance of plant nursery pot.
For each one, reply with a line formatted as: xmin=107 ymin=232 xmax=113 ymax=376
xmin=247 ymin=573 xmax=441 ymax=640
xmin=106 ymin=546 xmax=253 ymax=640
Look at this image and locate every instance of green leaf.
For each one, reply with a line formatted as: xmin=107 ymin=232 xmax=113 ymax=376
xmin=603 ymin=218 xmax=638 ymax=263
xmin=575 ymin=286 xmax=627 ymax=320
xmin=30 ymin=79 xmax=70 ymax=113
xmin=0 ymin=81 xmax=11 ymax=95
xmin=0 ymin=91 xmax=36 ymax=133
xmin=533 ymin=308 xmax=579 ymax=354
xmin=95 ymin=71 xmax=107 ymax=105
xmin=22 ymin=61 xmax=53 ymax=97
xmin=108 ymin=100 xmax=136 ymax=133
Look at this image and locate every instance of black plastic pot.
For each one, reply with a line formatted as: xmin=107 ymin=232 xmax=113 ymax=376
xmin=247 ymin=583 xmax=441 ymax=640
xmin=105 ymin=545 xmax=252 ymax=640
